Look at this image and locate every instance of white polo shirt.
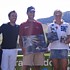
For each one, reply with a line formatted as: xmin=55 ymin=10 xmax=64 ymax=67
xmin=47 ymin=22 xmax=70 ymax=50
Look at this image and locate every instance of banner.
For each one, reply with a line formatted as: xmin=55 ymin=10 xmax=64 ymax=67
xmin=16 ymin=54 xmax=70 ymax=70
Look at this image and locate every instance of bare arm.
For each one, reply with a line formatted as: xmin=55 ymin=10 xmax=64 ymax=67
xmin=65 ymin=35 xmax=70 ymax=44
xmin=19 ymin=35 xmax=26 ymax=55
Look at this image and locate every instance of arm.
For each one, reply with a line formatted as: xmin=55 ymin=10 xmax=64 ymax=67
xmin=0 ymin=25 xmax=3 ymax=34
xmin=19 ymin=35 xmax=26 ymax=55
xmin=65 ymin=35 xmax=70 ymax=44
xmin=65 ymin=24 xmax=70 ymax=44
xmin=19 ymin=24 xmax=26 ymax=55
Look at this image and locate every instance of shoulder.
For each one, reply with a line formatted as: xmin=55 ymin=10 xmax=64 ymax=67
xmin=0 ymin=23 xmax=8 ymax=28
xmin=48 ymin=23 xmax=54 ymax=27
xmin=34 ymin=20 xmax=42 ymax=27
xmin=15 ymin=24 xmax=19 ymax=28
xmin=0 ymin=23 xmax=8 ymax=31
xmin=20 ymin=22 xmax=26 ymax=26
xmin=63 ymin=22 xmax=69 ymax=24
xmin=19 ymin=22 xmax=26 ymax=30
xmin=62 ymin=22 xmax=70 ymax=26
xmin=35 ymin=20 xmax=42 ymax=24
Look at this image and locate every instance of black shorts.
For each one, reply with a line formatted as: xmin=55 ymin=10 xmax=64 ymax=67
xmin=0 ymin=49 xmax=3 ymax=66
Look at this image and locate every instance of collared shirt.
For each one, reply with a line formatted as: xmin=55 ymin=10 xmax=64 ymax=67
xmin=19 ymin=19 xmax=44 ymax=36
xmin=0 ymin=22 xmax=19 ymax=49
xmin=47 ymin=22 xmax=70 ymax=50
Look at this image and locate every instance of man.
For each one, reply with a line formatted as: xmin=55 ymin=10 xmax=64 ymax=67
xmin=19 ymin=6 xmax=45 ymax=70
xmin=0 ymin=10 xmax=19 ymax=70
xmin=47 ymin=10 xmax=70 ymax=70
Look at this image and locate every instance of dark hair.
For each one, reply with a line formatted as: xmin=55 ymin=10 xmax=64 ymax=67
xmin=8 ymin=10 xmax=17 ymax=18
xmin=27 ymin=6 xmax=35 ymax=13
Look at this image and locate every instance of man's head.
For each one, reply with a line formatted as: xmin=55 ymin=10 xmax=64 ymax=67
xmin=27 ymin=6 xmax=35 ymax=20
xmin=8 ymin=10 xmax=17 ymax=23
xmin=27 ymin=6 xmax=35 ymax=13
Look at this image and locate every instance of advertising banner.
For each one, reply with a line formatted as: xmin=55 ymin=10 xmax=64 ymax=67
xmin=15 ymin=54 xmax=70 ymax=70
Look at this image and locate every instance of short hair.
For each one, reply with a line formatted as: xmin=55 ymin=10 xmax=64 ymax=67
xmin=8 ymin=10 xmax=17 ymax=18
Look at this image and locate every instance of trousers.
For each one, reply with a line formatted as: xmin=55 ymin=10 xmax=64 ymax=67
xmin=1 ymin=49 xmax=17 ymax=70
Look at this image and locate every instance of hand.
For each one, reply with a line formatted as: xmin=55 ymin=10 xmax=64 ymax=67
xmin=65 ymin=35 xmax=70 ymax=44
xmin=65 ymin=38 xmax=70 ymax=44
xmin=22 ymin=48 xmax=26 ymax=55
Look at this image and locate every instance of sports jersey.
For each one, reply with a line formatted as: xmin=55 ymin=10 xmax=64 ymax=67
xmin=47 ymin=22 xmax=70 ymax=49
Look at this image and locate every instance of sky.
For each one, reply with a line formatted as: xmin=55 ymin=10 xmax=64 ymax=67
xmin=0 ymin=0 xmax=70 ymax=25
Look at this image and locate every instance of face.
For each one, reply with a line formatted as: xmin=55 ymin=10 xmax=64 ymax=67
xmin=27 ymin=11 xmax=35 ymax=20
xmin=9 ymin=12 xmax=17 ymax=23
xmin=54 ymin=11 xmax=62 ymax=22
